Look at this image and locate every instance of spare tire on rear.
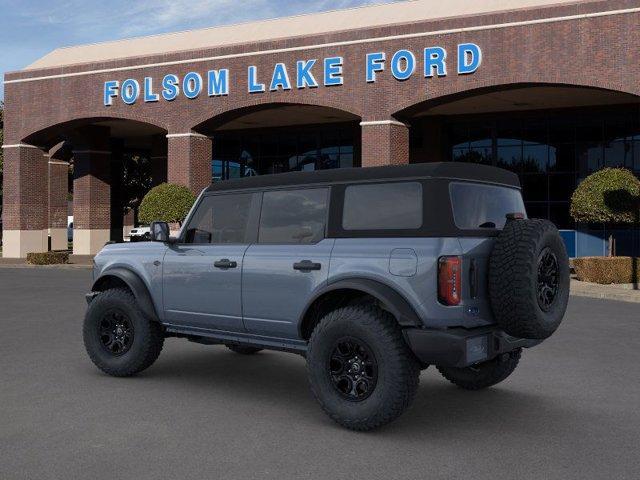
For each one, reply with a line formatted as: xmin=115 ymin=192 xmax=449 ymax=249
xmin=489 ymin=218 xmax=570 ymax=340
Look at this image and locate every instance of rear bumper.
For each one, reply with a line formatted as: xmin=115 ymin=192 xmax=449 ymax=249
xmin=403 ymin=326 xmax=541 ymax=368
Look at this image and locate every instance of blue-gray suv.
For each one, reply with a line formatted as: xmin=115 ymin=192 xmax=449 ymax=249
xmin=84 ymin=163 xmax=570 ymax=430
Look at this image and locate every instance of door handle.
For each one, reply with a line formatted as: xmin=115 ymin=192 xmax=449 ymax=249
xmin=214 ymin=259 xmax=238 ymax=269
xmin=293 ymin=260 xmax=322 ymax=272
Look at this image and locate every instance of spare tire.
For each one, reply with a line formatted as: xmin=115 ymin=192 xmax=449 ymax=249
xmin=489 ymin=218 xmax=570 ymax=340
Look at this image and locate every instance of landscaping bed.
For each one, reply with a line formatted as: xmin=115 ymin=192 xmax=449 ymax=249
xmin=26 ymin=251 xmax=70 ymax=265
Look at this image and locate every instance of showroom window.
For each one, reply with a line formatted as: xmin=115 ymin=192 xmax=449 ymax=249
xmin=211 ymin=123 xmax=359 ymax=181
xmin=442 ymin=106 xmax=640 ymax=229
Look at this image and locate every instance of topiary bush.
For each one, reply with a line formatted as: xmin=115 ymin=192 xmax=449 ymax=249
xmin=138 ymin=183 xmax=196 ymax=225
xmin=573 ymin=256 xmax=640 ymax=284
xmin=27 ymin=251 xmax=69 ymax=265
xmin=570 ymin=168 xmax=640 ymax=224
xmin=570 ymin=168 xmax=640 ymax=256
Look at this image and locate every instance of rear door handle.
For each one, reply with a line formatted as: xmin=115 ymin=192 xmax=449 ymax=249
xmin=293 ymin=260 xmax=322 ymax=271
xmin=214 ymin=259 xmax=238 ymax=269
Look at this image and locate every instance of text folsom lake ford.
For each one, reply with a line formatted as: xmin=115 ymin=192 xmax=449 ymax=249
xmin=103 ymin=43 xmax=482 ymax=106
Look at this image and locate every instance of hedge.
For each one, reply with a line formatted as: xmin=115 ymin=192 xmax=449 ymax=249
xmin=27 ymin=251 xmax=69 ymax=265
xmin=570 ymin=168 xmax=640 ymax=224
xmin=138 ymin=183 xmax=196 ymax=225
xmin=573 ymin=256 xmax=640 ymax=284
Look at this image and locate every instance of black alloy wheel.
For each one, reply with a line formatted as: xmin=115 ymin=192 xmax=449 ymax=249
xmin=84 ymin=288 xmax=164 ymax=377
xmin=307 ymin=304 xmax=421 ymax=431
xmin=537 ymin=247 xmax=559 ymax=312
xmin=99 ymin=310 xmax=134 ymax=356
xmin=329 ymin=337 xmax=378 ymax=401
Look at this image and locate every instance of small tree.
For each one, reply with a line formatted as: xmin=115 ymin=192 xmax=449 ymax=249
xmin=138 ymin=183 xmax=196 ymax=226
xmin=570 ymin=168 xmax=640 ymax=256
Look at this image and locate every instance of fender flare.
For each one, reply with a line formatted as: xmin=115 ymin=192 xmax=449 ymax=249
xmin=92 ymin=267 xmax=159 ymax=322
xmin=299 ymin=278 xmax=422 ymax=329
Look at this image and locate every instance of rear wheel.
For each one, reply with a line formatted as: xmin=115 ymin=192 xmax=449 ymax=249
xmin=83 ymin=288 xmax=164 ymax=377
xmin=307 ymin=305 xmax=420 ymax=431
xmin=437 ymin=348 xmax=522 ymax=390
xmin=226 ymin=345 xmax=263 ymax=355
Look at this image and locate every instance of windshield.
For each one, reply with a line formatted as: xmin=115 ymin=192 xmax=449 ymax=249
xmin=449 ymin=182 xmax=526 ymax=230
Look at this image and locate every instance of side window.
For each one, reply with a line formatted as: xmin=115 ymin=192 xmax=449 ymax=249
xmin=259 ymin=188 xmax=328 ymax=244
xmin=184 ymin=193 xmax=254 ymax=244
xmin=342 ymin=182 xmax=423 ymax=230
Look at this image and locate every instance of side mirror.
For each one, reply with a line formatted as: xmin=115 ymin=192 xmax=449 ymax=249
xmin=150 ymin=221 xmax=170 ymax=243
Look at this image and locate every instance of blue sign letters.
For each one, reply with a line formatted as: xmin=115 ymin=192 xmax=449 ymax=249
xmin=103 ymin=43 xmax=482 ymax=106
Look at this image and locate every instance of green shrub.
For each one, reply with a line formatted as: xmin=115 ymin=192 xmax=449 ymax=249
xmin=138 ymin=183 xmax=196 ymax=225
xmin=27 ymin=251 xmax=69 ymax=265
xmin=570 ymin=168 xmax=640 ymax=224
xmin=573 ymin=256 xmax=640 ymax=284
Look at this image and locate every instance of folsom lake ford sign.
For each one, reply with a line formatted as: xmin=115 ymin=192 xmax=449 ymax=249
xmin=103 ymin=43 xmax=482 ymax=106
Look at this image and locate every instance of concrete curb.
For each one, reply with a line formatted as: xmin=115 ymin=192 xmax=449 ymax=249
xmin=571 ymin=279 xmax=640 ymax=304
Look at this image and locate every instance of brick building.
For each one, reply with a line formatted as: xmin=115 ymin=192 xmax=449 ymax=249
xmin=3 ymin=0 xmax=640 ymax=257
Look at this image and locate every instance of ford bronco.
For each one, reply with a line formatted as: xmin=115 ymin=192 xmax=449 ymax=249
xmin=83 ymin=162 xmax=570 ymax=430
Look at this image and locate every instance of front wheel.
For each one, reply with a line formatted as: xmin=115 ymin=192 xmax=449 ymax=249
xmin=83 ymin=288 xmax=164 ymax=377
xmin=437 ymin=348 xmax=522 ymax=390
xmin=307 ymin=305 xmax=420 ymax=431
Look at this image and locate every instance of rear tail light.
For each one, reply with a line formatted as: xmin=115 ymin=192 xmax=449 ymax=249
xmin=438 ymin=256 xmax=462 ymax=306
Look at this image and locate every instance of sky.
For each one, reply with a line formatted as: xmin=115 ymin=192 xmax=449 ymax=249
xmin=0 ymin=0 xmax=400 ymax=100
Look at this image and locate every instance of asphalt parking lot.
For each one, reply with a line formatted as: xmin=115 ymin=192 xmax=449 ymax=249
xmin=1 ymin=268 xmax=639 ymax=480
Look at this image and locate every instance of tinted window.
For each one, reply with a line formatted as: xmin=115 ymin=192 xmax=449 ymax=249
xmin=342 ymin=182 xmax=423 ymax=230
xmin=450 ymin=182 xmax=526 ymax=230
xmin=259 ymin=188 xmax=328 ymax=244
xmin=184 ymin=193 xmax=254 ymax=244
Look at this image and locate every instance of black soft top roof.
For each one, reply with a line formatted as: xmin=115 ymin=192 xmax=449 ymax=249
xmin=205 ymin=162 xmax=520 ymax=193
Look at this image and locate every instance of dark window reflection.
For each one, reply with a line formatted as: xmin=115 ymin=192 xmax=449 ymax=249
xmin=212 ymin=123 xmax=359 ymax=181
xmin=443 ymin=105 xmax=640 ymax=229
xmin=521 ymin=174 xmax=547 ymax=201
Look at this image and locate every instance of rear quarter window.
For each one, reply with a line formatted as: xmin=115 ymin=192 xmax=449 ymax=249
xmin=449 ymin=182 xmax=526 ymax=230
xmin=342 ymin=182 xmax=423 ymax=230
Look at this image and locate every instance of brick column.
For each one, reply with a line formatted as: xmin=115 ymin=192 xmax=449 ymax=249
xmin=48 ymin=150 xmax=69 ymax=251
xmin=70 ymin=127 xmax=112 ymax=255
xmin=73 ymin=150 xmax=111 ymax=254
xmin=360 ymin=120 xmax=410 ymax=167
xmin=1 ymin=144 xmax=49 ymax=258
xmin=167 ymin=132 xmax=212 ymax=194
xmin=151 ymin=134 xmax=168 ymax=186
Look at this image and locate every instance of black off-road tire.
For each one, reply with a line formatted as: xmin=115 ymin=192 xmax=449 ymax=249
xmin=437 ymin=348 xmax=522 ymax=390
xmin=307 ymin=305 xmax=420 ymax=431
xmin=83 ymin=288 xmax=164 ymax=377
xmin=227 ymin=345 xmax=263 ymax=355
xmin=489 ymin=218 xmax=570 ymax=340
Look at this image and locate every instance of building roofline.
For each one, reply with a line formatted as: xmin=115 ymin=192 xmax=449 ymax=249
xmin=19 ymin=0 xmax=594 ymax=72
xmin=6 ymin=1 xmax=635 ymax=85
xmin=33 ymin=0 xmax=406 ymax=55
